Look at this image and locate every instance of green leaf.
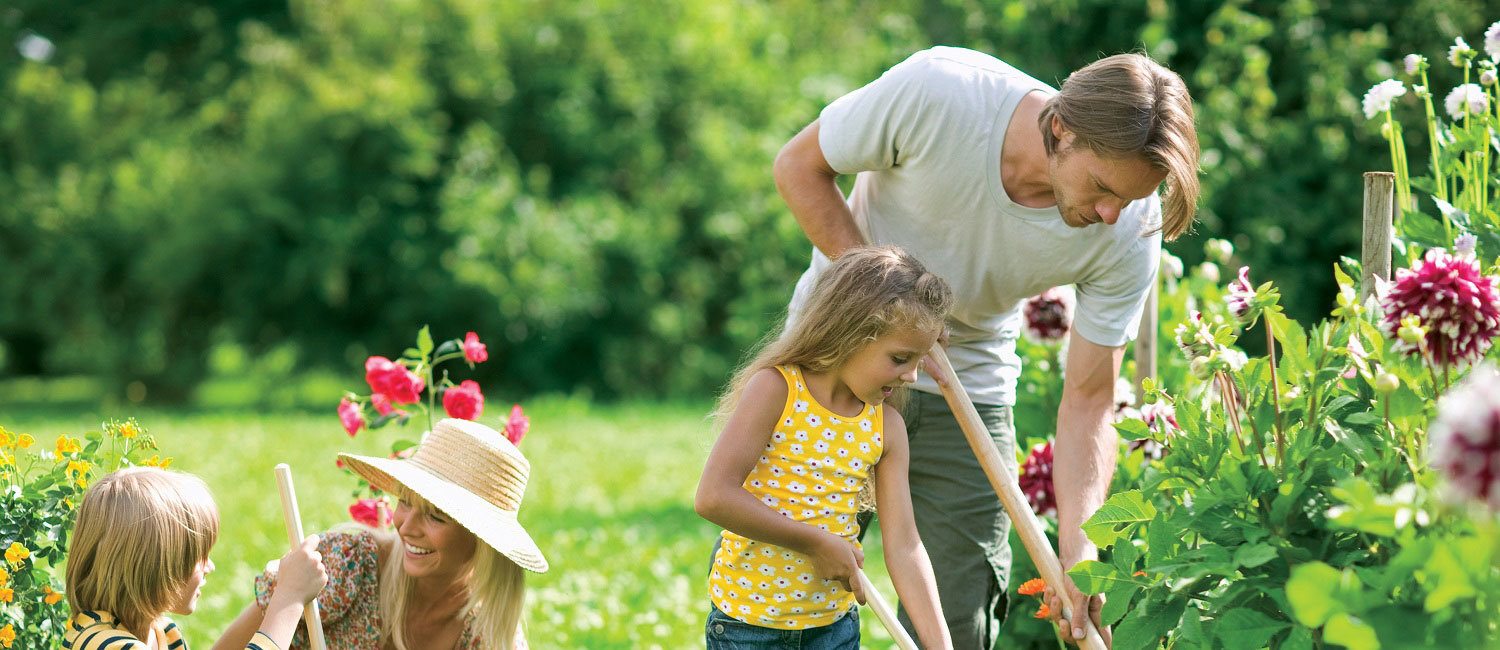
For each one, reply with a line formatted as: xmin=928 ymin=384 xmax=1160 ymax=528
xmin=1113 ymin=418 xmax=1150 ymax=441
xmin=434 ymin=339 xmax=460 ymax=357
xmin=1215 ymin=609 xmax=1288 ymax=650
xmin=1068 ymin=560 xmax=1148 ymax=595
xmin=1082 ymin=490 xmax=1156 ymax=548
xmin=1287 ymin=562 xmax=1363 ymax=627
xmin=391 ymin=439 xmax=418 ymax=453
xmin=1324 ymin=613 xmax=1380 ymax=650
xmin=1112 ymin=592 xmax=1185 ymax=650
xmin=1101 ymin=580 xmax=1141 ymax=627
xmin=417 ymin=325 xmax=434 ymax=356
xmin=1233 ymin=543 xmax=1279 ymax=569
xmin=1422 ymin=541 xmax=1477 ymax=611
xmin=1281 ymin=626 xmax=1315 ymax=650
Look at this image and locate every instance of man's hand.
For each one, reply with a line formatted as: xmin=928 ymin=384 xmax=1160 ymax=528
xmin=1044 ymin=537 xmax=1112 ymax=647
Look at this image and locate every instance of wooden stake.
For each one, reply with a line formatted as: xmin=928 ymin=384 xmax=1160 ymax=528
xmin=274 ymin=464 xmax=329 ymax=650
xmin=925 ymin=347 xmax=1109 ymax=650
xmin=1362 ymin=171 xmax=1395 ymax=301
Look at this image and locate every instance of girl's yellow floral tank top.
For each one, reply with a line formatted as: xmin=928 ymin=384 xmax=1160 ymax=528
xmin=708 ymin=364 xmax=884 ymax=630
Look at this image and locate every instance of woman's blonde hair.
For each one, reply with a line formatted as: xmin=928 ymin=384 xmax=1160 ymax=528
xmin=1038 ymin=52 xmax=1200 ymax=241
xmin=379 ymin=488 xmax=526 ymax=650
xmin=65 ymin=467 xmax=219 ymax=636
xmin=715 ymin=245 xmax=953 ymax=422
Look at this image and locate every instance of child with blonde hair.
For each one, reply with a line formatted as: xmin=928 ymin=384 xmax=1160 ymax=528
xmin=695 ymin=245 xmax=955 ymax=649
xmin=64 ymin=467 xmax=327 ymax=650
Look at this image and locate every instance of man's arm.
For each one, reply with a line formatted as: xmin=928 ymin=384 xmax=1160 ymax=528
xmin=773 ymin=120 xmax=867 ymax=258
xmin=1047 ymin=328 xmax=1121 ymax=646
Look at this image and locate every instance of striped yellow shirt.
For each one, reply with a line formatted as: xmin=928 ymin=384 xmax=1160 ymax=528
xmin=708 ymin=364 xmax=884 ymax=630
xmin=63 ymin=610 xmax=278 ymax=650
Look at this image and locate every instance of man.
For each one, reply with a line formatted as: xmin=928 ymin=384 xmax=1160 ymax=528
xmin=775 ymin=47 xmax=1199 ymax=648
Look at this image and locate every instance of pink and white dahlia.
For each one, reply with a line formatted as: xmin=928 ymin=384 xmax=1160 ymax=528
xmin=1380 ymin=248 xmax=1500 ymax=369
xmin=1018 ymin=441 xmax=1056 ymax=518
xmin=1174 ymin=310 xmax=1216 ymax=360
xmin=1429 ymin=365 xmax=1500 ymax=510
xmin=1022 ymin=286 xmax=1075 ymax=343
xmin=1451 ymin=37 xmax=1476 ymax=67
xmin=1226 ymin=266 xmax=1256 ymax=321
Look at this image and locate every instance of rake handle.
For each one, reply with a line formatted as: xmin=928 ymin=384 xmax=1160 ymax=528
xmin=925 ymin=346 xmax=1108 ymax=650
xmin=856 ymin=569 xmax=919 ymax=650
xmin=274 ymin=464 xmax=329 ymax=650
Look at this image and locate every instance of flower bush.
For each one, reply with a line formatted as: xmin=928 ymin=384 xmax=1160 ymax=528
xmin=336 ymin=326 xmax=529 ymax=526
xmin=0 ymin=420 xmax=171 ymax=649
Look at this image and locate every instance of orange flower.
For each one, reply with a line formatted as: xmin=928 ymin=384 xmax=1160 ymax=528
xmin=55 ymin=435 xmax=81 ymax=457
xmin=43 ymin=584 xmax=63 ymax=605
xmin=0 ymin=622 xmax=14 ymax=648
xmin=0 ymin=588 xmax=12 ymax=603
xmin=143 ymin=455 xmax=173 ymax=469
xmin=4 ymin=543 xmax=29 ymax=567
xmin=1033 ymin=602 xmax=1053 ymax=619
xmin=1018 ymin=578 xmax=1047 ymax=596
xmin=15 ymin=434 xmax=33 ymax=449
xmin=118 ymin=421 xmax=141 ymax=439
xmin=0 ymin=566 xmax=9 ymax=586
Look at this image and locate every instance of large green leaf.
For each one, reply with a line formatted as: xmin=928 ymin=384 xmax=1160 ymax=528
xmin=1233 ymin=543 xmax=1279 ymax=569
xmin=1068 ymin=560 xmax=1149 ymax=595
xmin=1082 ymin=490 xmax=1156 ymax=548
xmin=1214 ymin=609 xmax=1288 ymax=650
xmin=1287 ymin=562 xmax=1363 ymax=627
xmin=1325 ymin=613 xmax=1380 ymax=650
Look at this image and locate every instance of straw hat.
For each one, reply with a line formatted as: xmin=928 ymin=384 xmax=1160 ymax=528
xmin=338 ymin=418 xmax=548 ymax=573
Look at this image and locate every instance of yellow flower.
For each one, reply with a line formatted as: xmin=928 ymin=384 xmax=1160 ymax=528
xmin=0 ymin=588 xmax=11 ymax=603
xmin=14 ymin=434 xmax=33 ymax=449
xmin=0 ymin=566 xmax=9 ymax=585
xmin=0 ymin=430 xmax=10 ymax=449
xmin=144 ymin=455 xmax=173 ymax=469
xmin=63 ymin=498 xmax=75 ymax=510
xmin=0 ymin=452 xmax=13 ymax=468
xmin=55 ymin=435 xmax=82 ymax=457
xmin=65 ymin=460 xmax=92 ymax=485
xmin=42 ymin=584 xmax=63 ymax=605
xmin=118 ymin=421 xmax=141 ymax=439
xmin=0 ymin=623 xmax=13 ymax=648
xmin=4 ymin=543 xmax=28 ymax=566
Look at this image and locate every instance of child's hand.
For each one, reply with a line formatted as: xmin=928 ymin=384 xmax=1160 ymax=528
xmin=273 ymin=535 xmax=328 ymax=603
xmin=808 ymin=532 xmax=866 ymax=604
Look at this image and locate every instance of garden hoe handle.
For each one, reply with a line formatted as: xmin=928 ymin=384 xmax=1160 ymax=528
xmin=925 ymin=346 xmax=1108 ymax=650
xmin=856 ymin=569 xmax=919 ymax=650
xmin=274 ymin=464 xmax=329 ymax=650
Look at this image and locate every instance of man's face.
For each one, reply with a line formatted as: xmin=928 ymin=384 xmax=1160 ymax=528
xmin=1047 ymin=127 xmax=1167 ymax=228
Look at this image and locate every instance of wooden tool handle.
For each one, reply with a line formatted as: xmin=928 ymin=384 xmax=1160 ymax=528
xmin=274 ymin=464 xmax=329 ymax=650
xmin=925 ymin=347 xmax=1108 ymax=650
xmin=856 ymin=569 xmax=919 ymax=650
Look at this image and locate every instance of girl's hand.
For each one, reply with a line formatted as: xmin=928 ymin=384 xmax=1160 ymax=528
xmin=274 ymin=535 xmax=328 ymax=603
xmin=808 ymin=532 xmax=866 ymax=604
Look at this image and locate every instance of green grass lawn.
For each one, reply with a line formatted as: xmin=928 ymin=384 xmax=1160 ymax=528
xmin=5 ymin=397 xmax=908 ymax=648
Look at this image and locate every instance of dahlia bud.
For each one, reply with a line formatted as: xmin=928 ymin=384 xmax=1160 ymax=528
xmin=1205 ymin=239 xmax=1234 ymax=265
xmin=1403 ymin=53 xmax=1424 ymax=76
xmin=1380 ymin=121 xmax=1394 ymax=140
xmin=1161 ymin=252 xmax=1184 ymax=280
xmin=1456 ymin=233 xmax=1478 ymax=257
xmin=1226 ymin=266 xmax=1256 ymax=321
xmin=1397 ymin=316 xmax=1426 ymax=345
xmin=1375 ymin=372 xmax=1400 ymax=394
xmin=1484 ymin=69 xmax=1499 ymax=87
xmin=1190 ymin=356 xmax=1212 ymax=379
xmin=1197 ymin=262 xmax=1220 ymax=283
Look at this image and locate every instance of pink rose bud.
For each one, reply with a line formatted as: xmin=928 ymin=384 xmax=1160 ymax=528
xmin=463 ymin=331 xmax=489 ymax=364
xmin=504 ymin=404 xmax=530 ymax=445
xmin=442 ymin=380 xmax=485 ymax=421
xmin=338 ymin=398 xmax=365 ymax=437
xmin=348 ymin=498 xmax=387 ymax=528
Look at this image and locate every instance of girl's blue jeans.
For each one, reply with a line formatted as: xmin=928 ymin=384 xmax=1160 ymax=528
xmin=704 ymin=605 xmax=860 ymax=649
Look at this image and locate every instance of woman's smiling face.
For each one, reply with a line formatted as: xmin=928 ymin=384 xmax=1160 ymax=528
xmin=393 ymin=492 xmax=478 ymax=582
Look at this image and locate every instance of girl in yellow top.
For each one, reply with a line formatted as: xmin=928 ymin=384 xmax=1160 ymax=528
xmin=62 ymin=467 xmax=327 ymax=650
xmin=696 ymin=245 xmax=955 ymax=649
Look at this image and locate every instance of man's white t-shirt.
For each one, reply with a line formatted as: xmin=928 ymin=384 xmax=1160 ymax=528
xmin=788 ymin=46 xmax=1162 ymax=406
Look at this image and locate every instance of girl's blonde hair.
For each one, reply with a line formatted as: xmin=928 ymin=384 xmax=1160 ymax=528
xmin=379 ymin=488 xmax=526 ymax=650
xmin=715 ymin=245 xmax=954 ymax=422
xmin=65 ymin=467 xmax=219 ymax=636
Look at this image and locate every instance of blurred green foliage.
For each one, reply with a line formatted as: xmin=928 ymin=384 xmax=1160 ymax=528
xmin=0 ymin=0 xmax=1490 ymax=401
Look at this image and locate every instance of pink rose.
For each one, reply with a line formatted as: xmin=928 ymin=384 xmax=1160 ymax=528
xmin=338 ymin=398 xmax=365 ymax=437
xmin=348 ymin=498 xmax=387 ymax=528
xmin=365 ymin=356 xmax=425 ymax=404
xmin=463 ymin=331 xmax=489 ymax=364
xmin=442 ymin=380 xmax=485 ymax=421
xmin=504 ymin=404 xmax=529 ymax=445
xmin=370 ymin=393 xmax=408 ymax=418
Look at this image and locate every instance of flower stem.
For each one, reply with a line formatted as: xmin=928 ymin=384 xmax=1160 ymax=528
xmin=1265 ymin=324 xmax=1286 ymax=469
xmin=1421 ymin=69 xmax=1448 ymax=204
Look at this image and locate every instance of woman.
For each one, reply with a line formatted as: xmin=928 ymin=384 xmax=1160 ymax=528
xmin=214 ymin=418 xmax=548 ymax=650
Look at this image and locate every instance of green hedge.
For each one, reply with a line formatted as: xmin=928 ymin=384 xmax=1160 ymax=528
xmin=0 ymin=0 xmax=1488 ymax=400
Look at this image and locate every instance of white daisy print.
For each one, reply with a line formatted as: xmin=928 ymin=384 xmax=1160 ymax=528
xmin=859 ymin=419 xmax=872 ymax=432
xmin=805 ymin=414 xmax=822 ymax=427
xmin=794 ymin=430 xmax=809 ymax=441
xmin=794 ymin=400 xmax=809 ymax=413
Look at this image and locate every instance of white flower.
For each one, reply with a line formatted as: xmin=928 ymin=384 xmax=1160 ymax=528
xmin=1362 ymin=79 xmax=1407 ymax=119
xmin=1404 ymin=54 xmax=1425 ymax=75
xmin=1160 ymin=251 xmax=1184 ymax=280
xmin=16 ymin=32 xmax=54 ymax=63
xmin=1487 ymin=21 xmax=1500 ymax=61
xmin=1484 ymin=69 xmax=1499 ymax=87
xmin=1197 ymin=261 xmax=1220 ymax=283
xmin=1446 ymin=84 xmax=1489 ymax=120
xmin=1451 ymin=36 xmax=1475 ymax=67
